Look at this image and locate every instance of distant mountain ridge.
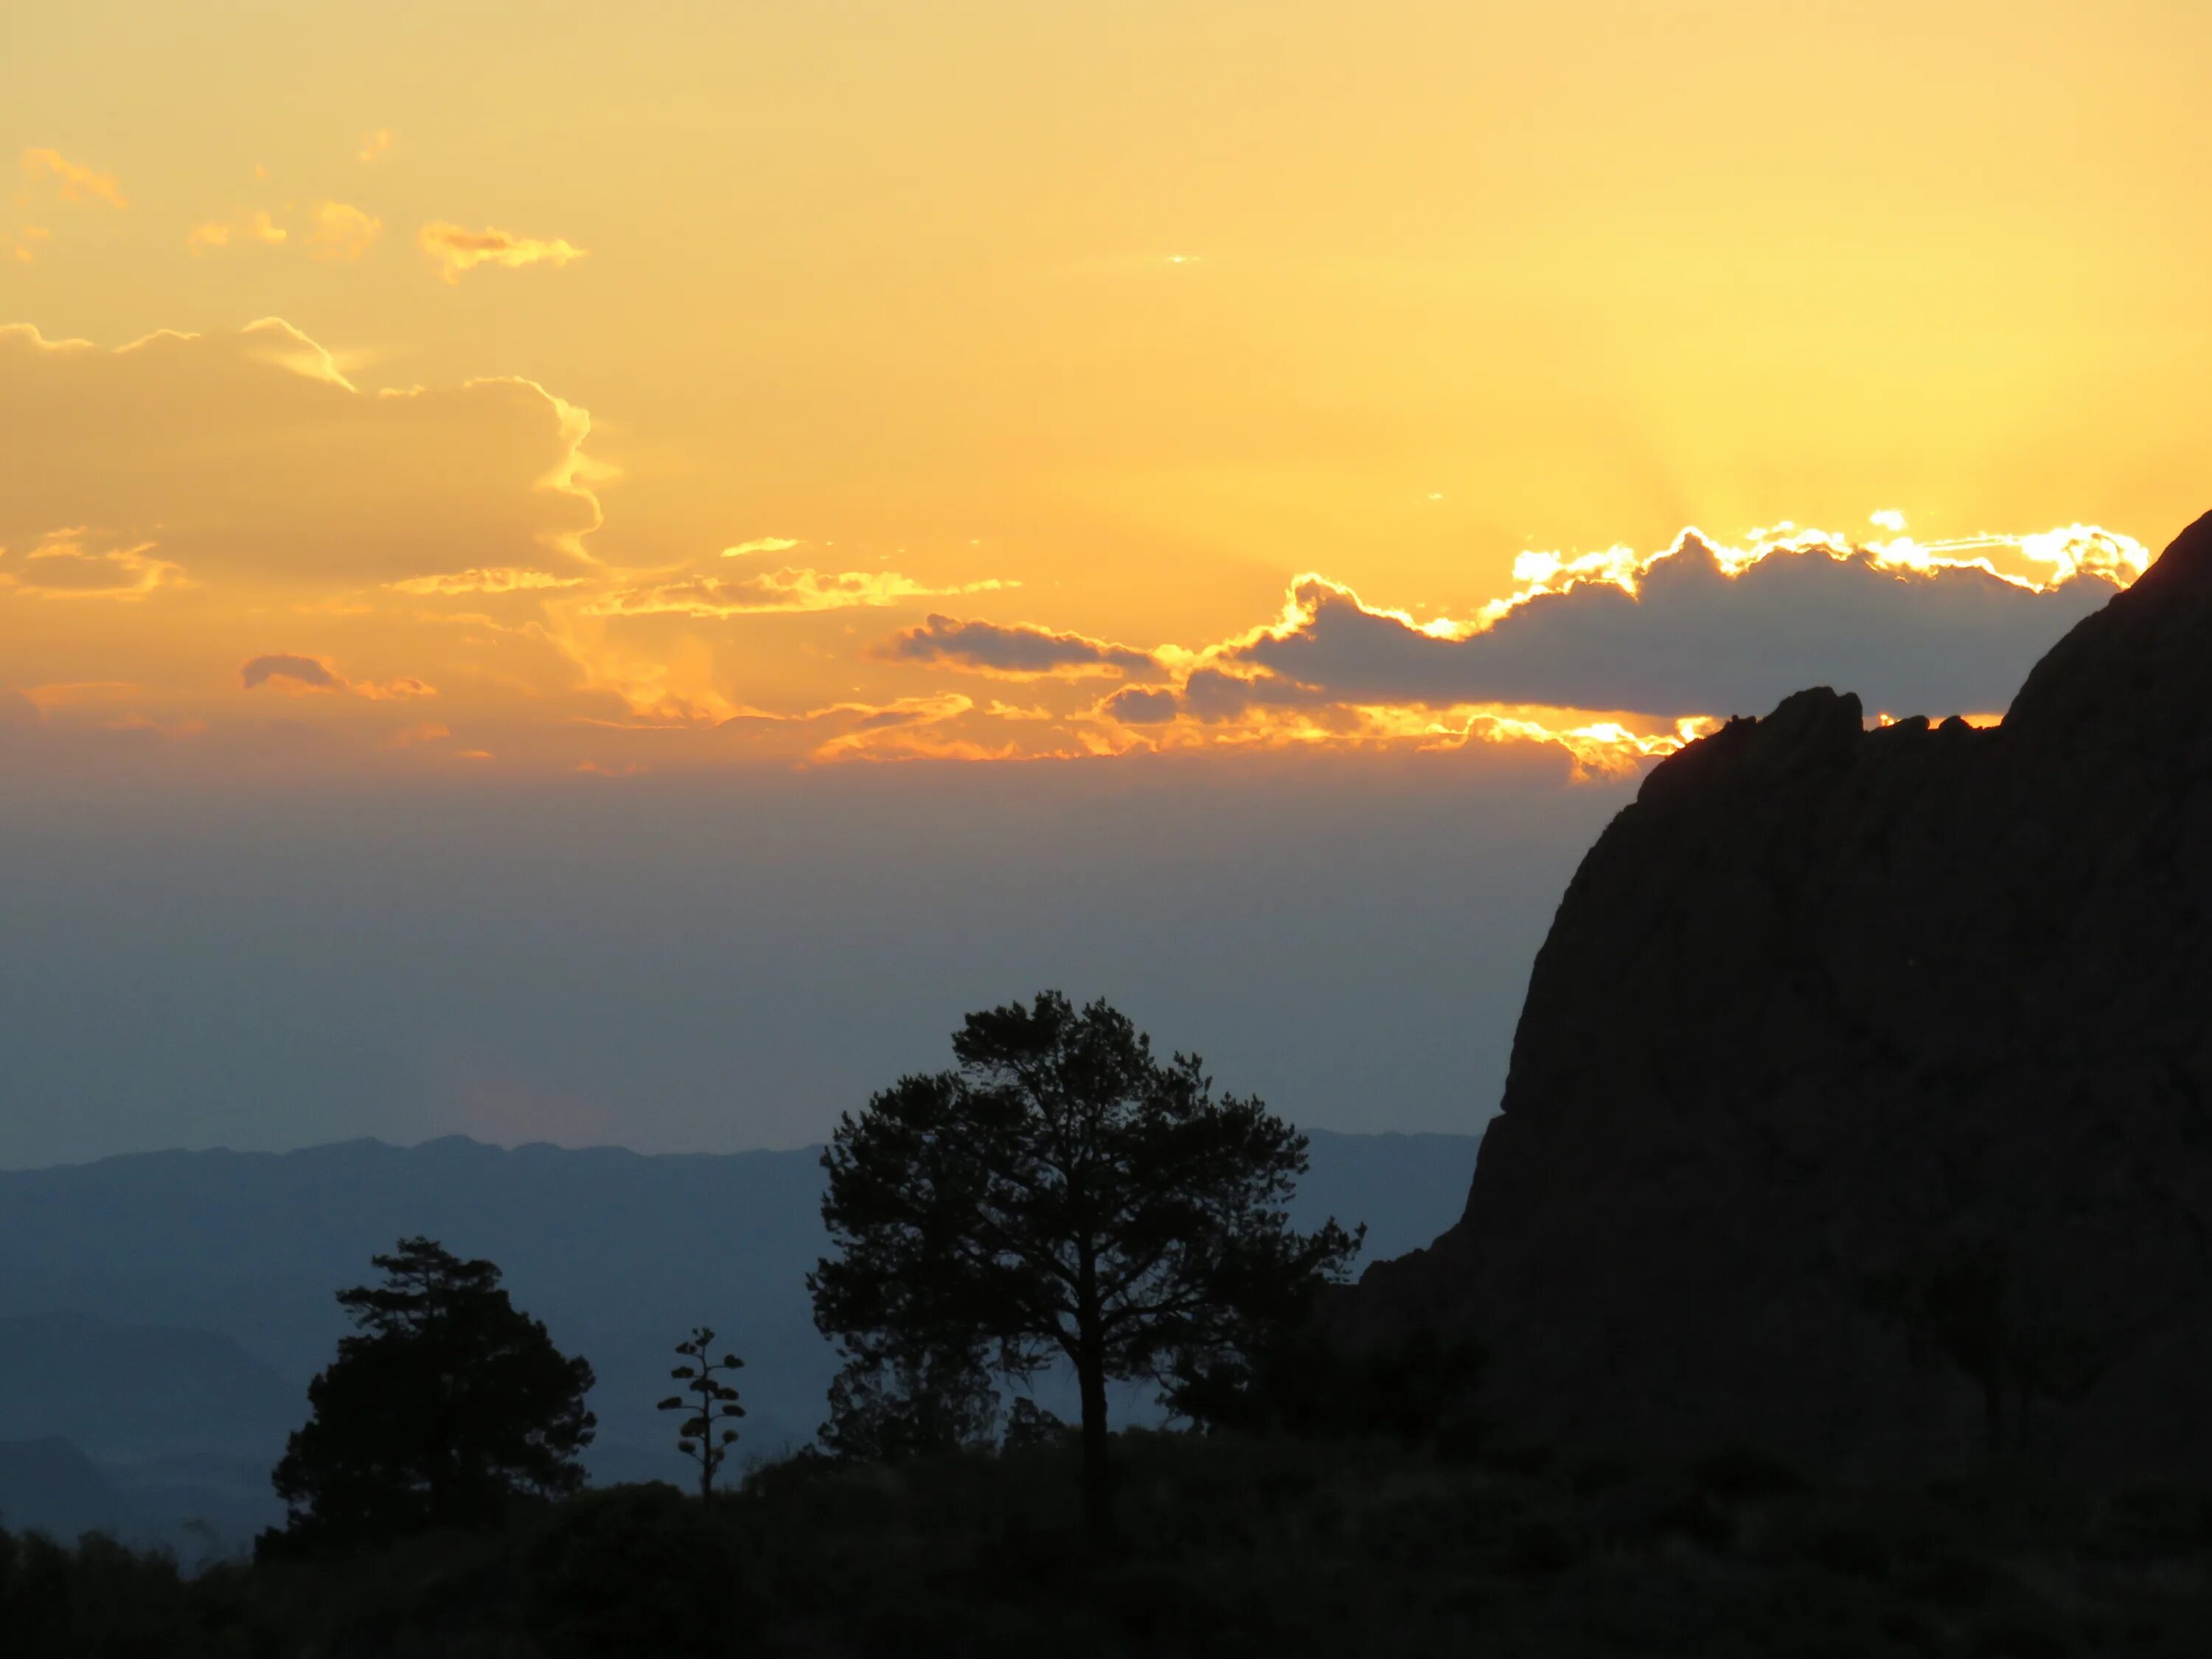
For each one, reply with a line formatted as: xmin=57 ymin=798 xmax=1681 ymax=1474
xmin=0 ymin=1312 xmax=297 ymax=1458
xmin=0 ymin=1127 xmax=1481 ymax=1503
xmin=0 ymin=1438 xmax=127 ymax=1541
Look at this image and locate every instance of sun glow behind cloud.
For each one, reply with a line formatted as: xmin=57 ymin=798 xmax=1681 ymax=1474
xmin=0 ymin=0 xmax=2191 ymax=787
xmin=0 ymin=319 xmax=2154 ymax=780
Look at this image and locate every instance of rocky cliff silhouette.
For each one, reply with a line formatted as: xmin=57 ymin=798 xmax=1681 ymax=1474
xmin=1349 ymin=509 xmax=2212 ymax=1478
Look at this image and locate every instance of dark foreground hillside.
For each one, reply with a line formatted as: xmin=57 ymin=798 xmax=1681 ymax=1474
xmin=10 ymin=1433 xmax=2212 ymax=1658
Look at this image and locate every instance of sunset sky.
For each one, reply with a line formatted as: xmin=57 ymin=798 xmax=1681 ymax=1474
xmin=4 ymin=1 xmax=2207 ymax=1164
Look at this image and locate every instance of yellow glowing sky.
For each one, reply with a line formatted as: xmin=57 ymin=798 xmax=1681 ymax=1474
xmin=5 ymin=0 xmax=2208 ymax=773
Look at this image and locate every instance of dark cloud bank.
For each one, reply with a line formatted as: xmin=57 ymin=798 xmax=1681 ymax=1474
xmin=240 ymin=654 xmax=338 ymax=692
xmin=1111 ymin=540 xmax=2121 ymax=723
xmin=875 ymin=614 xmax=1161 ymax=679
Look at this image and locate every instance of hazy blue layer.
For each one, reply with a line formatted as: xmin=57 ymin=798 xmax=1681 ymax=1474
xmin=0 ymin=754 xmax=1623 ymax=1166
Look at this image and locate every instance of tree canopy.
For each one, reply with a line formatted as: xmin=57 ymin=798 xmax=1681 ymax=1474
xmin=809 ymin=991 xmax=1361 ymax=1536
xmin=269 ymin=1237 xmax=597 ymax=1549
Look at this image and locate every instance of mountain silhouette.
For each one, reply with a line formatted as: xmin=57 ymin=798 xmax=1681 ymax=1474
xmin=1349 ymin=509 xmax=2212 ymax=1478
xmin=0 ymin=1312 xmax=297 ymax=1459
xmin=0 ymin=1438 xmax=128 ymax=1541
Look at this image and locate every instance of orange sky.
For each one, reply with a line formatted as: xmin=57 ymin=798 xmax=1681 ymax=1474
xmin=5 ymin=0 xmax=2208 ymax=776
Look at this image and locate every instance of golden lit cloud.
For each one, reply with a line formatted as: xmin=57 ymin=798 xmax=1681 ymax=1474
xmin=804 ymin=694 xmax=1011 ymax=763
xmin=21 ymin=147 xmax=127 ymax=209
xmin=1092 ymin=681 xmax=1711 ymax=782
xmin=10 ymin=148 xmax=125 ymax=262
xmin=585 ymin=567 xmax=1013 ymax=619
xmin=418 ymin=221 xmax=588 ymax=283
xmin=724 ymin=537 xmax=801 ymax=557
xmin=0 ymin=532 xmax=185 ymax=600
xmin=187 ymin=210 xmax=287 ymax=252
xmin=304 ymin=201 xmax=382 ymax=262
xmin=389 ymin=568 xmax=588 ymax=596
xmin=357 ymin=128 xmax=393 ymax=164
xmin=0 ymin=320 xmax=602 ymax=588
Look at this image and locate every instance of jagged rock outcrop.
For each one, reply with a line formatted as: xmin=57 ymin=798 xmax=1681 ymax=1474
xmin=1349 ymin=509 xmax=2212 ymax=1478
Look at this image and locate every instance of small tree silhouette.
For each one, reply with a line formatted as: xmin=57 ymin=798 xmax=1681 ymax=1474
xmin=657 ymin=1326 xmax=745 ymax=1498
xmin=1864 ymin=1234 xmax=2112 ymax=1462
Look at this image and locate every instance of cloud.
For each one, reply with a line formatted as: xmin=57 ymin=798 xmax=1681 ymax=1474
xmin=241 ymin=653 xmax=436 ymax=700
xmin=0 ymin=317 xmax=2160 ymax=785
xmin=1176 ymin=665 xmax=1339 ymax=723
xmin=358 ymin=129 xmax=393 ymax=164
xmin=585 ymin=567 xmax=1013 ymax=619
xmin=305 ymin=201 xmax=382 ymax=262
xmin=419 ymin=222 xmax=588 ymax=283
xmin=12 ymin=148 xmax=124 ymax=261
xmin=187 ymin=210 xmax=287 ymax=252
xmin=1207 ymin=527 xmax=2146 ymax=722
xmin=388 ymin=568 xmax=585 ymax=596
xmin=184 ymin=198 xmax=380 ymax=262
xmin=1102 ymin=686 xmax=1179 ymax=724
xmin=0 ymin=319 xmax=602 ymax=588
xmin=0 ymin=533 xmax=186 ymax=599
xmin=21 ymin=147 xmax=126 ymax=209
xmin=802 ymin=694 xmax=1009 ymax=762
xmin=240 ymin=653 xmax=340 ymax=691
xmin=872 ymin=614 xmax=1162 ymax=680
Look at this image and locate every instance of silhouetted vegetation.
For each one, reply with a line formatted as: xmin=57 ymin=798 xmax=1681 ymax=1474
xmin=1173 ymin=1318 xmax=1488 ymax=1451
xmin=658 ymin=1326 xmax=745 ymax=1499
xmin=18 ymin=1431 xmax=2212 ymax=1657
xmin=264 ymin=1237 xmax=597 ymax=1554
xmin=808 ymin=991 xmax=1362 ymax=1538
xmin=29 ymin=1009 xmax=2212 ymax=1655
xmin=524 ymin=1483 xmax=751 ymax=1659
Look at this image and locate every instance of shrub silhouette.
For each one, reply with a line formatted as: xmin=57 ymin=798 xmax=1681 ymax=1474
xmin=1864 ymin=1234 xmax=2112 ymax=1462
xmin=809 ymin=990 xmax=1361 ymax=1540
xmin=1001 ymin=1395 xmax=1073 ymax=1454
xmin=1171 ymin=1319 xmax=1486 ymax=1450
xmin=657 ymin=1326 xmax=745 ymax=1498
xmin=524 ymin=1483 xmax=750 ymax=1659
xmin=266 ymin=1237 xmax=596 ymax=1551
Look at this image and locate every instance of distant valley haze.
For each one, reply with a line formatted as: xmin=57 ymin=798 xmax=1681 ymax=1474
xmin=0 ymin=1128 xmax=1479 ymax=1548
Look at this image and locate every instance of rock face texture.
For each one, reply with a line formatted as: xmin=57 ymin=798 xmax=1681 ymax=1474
xmin=1350 ymin=510 xmax=2212 ymax=1478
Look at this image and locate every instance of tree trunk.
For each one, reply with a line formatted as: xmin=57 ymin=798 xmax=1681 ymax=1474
xmin=1076 ymin=1237 xmax=1113 ymax=1546
xmin=1077 ymin=1341 xmax=1111 ymax=1545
